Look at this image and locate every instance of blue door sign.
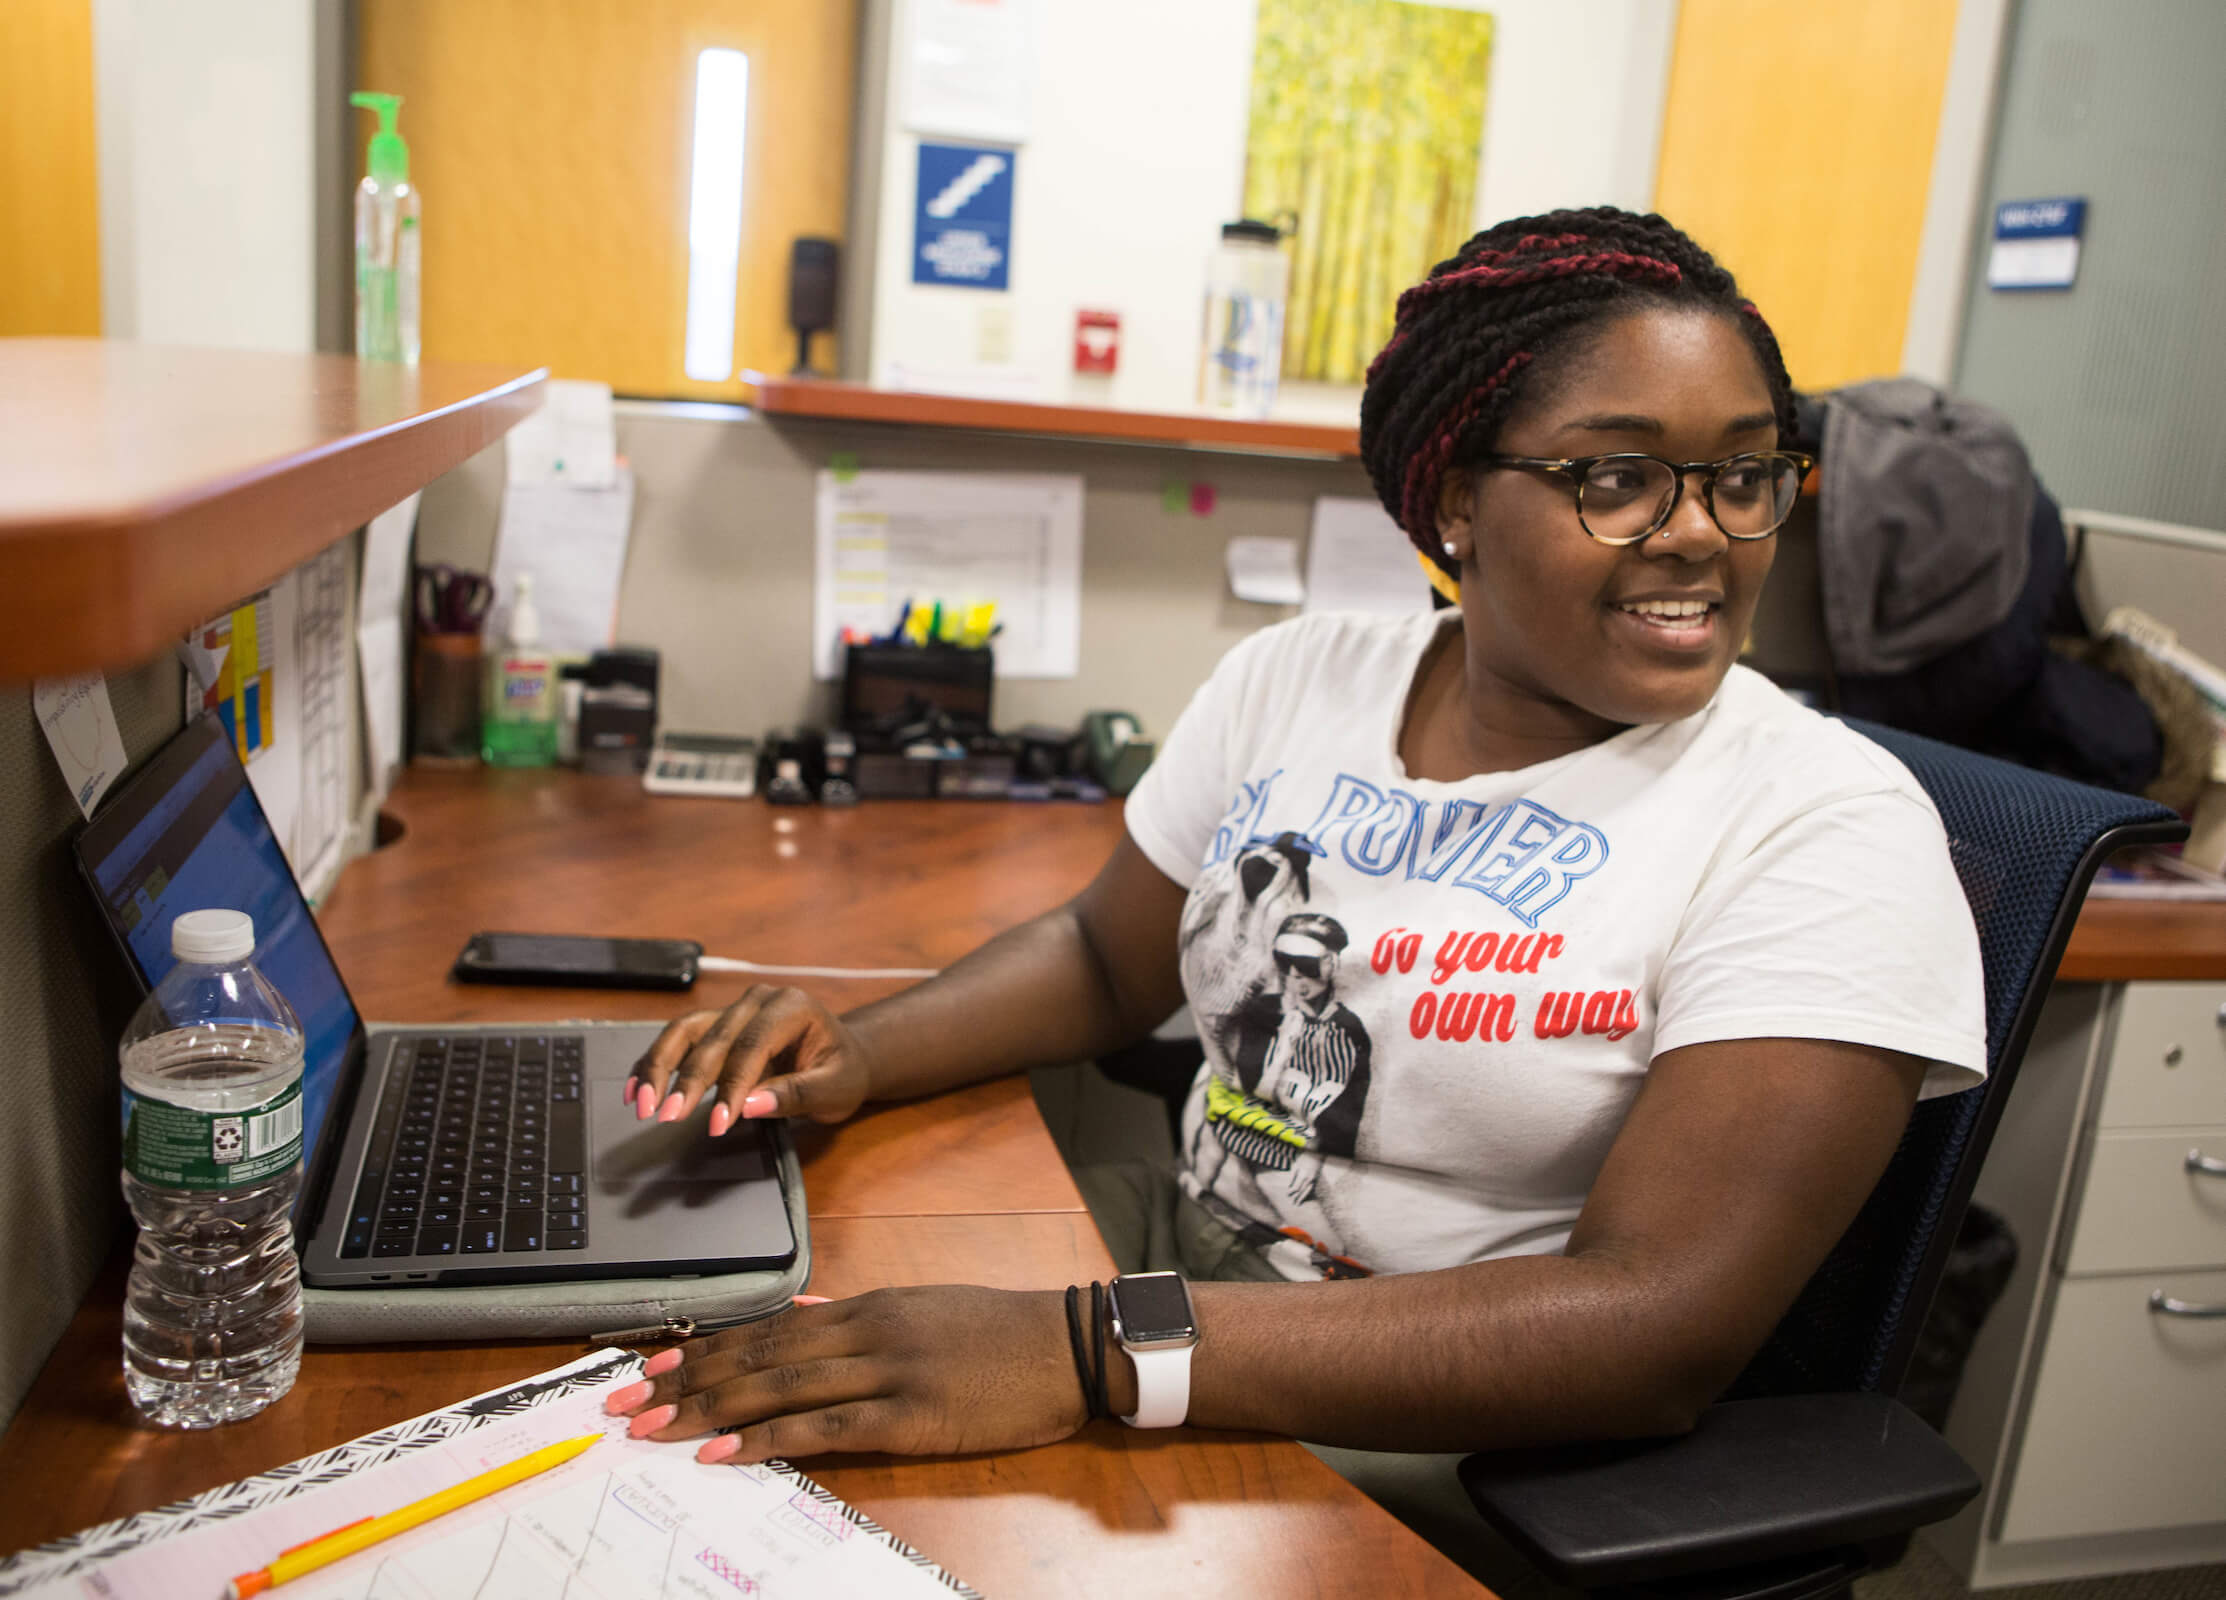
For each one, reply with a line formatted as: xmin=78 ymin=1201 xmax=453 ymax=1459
xmin=913 ymin=141 xmax=1016 ymax=291
xmin=1987 ymin=197 xmax=2087 ymax=291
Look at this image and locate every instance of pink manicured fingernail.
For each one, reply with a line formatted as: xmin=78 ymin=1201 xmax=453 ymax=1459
xmin=627 ymin=1404 xmax=677 ymax=1438
xmin=707 ymin=1103 xmax=732 ymax=1137
xmin=644 ymin=1347 xmax=684 ymax=1376
xmin=604 ymin=1380 xmax=651 ymax=1414
xmin=657 ymin=1092 xmax=686 ymax=1123
xmin=635 ymin=1083 xmax=657 ymax=1119
xmin=623 ymin=1075 xmax=639 ymax=1106
xmin=697 ymin=1435 xmax=741 ymax=1464
xmin=791 ymin=1294 xmax=832 ymax=1306
xmin=740 ymin=1089 xmax=777 ymax=1119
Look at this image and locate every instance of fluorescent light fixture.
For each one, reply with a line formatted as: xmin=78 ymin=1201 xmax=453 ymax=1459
xmin=683 ymin=47 xmax=750 ymax=381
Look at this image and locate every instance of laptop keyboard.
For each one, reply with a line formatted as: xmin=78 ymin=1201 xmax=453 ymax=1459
xmin=340 ymin=1034 xmax=588 ymax=1259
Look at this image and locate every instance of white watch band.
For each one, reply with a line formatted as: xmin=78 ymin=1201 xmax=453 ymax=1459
xmin=1119 ymin=1341 xmax=1194 ymax=1429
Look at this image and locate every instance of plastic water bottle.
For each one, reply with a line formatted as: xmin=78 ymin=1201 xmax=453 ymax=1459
xmin=119 ymin=909 xmax=307 ymax=1428
xmin=1198 ymin=219 xmax=1290 ymax=418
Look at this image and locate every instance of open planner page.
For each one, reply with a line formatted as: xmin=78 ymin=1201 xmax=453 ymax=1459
xmin=0 ymin=1350 xmax=977 ymax=1600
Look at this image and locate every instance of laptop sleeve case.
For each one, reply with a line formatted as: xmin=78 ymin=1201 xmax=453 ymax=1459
xmin=301 ymin=1118 xmax=811 ymax=1344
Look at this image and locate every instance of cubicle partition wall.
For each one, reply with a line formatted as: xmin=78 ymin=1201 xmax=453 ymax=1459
xmin=0 ymin=658 xmax=183 ymax=1426
xmin=416 ymin=401 xmax=1380 ymax=744
xmin=2068 ymin=516 xmax=2226 ymax=670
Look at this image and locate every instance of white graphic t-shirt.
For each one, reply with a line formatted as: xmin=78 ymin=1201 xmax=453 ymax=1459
xmin=1124 ymin=609 xmax=1987 ymax=1283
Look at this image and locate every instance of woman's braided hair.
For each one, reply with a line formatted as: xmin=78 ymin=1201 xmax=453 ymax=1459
xmin=1358 ymin=208 xmax=1796 ymax=579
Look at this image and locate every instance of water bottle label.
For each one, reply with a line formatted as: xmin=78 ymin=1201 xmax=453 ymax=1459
xmin=122 ymin=1077 xmax=304 ymax=1189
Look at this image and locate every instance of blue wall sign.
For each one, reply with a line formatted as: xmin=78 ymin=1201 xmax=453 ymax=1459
xmin=913 ymin=141 xmax=1016 ymax=291
xmin=1988 ymin=196 xmax=2087 ymax=291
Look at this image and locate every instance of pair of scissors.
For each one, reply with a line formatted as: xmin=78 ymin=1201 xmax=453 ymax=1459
xmin=414 ymin=564 xmax=492 ymax=634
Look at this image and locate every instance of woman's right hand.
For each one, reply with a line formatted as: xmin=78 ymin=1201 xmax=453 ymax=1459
xmin=627 ymin=986 xmax=874 ymax=1135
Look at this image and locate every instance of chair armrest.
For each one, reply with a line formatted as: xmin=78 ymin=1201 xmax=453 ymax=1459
xmin=1457 ymin=1393 xmax=1980 ymax=1589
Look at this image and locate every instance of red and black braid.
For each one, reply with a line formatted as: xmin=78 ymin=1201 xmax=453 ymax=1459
xmin=1359 ymin=208 xmax=1797 ymax=578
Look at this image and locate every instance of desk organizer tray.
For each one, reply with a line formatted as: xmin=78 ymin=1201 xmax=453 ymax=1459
xmin=302 ymin=1117 xmax=811 ymax=1344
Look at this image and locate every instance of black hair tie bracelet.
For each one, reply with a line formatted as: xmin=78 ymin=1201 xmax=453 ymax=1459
xmin=1064 ymin=1281 xmax=1110 ymax=1421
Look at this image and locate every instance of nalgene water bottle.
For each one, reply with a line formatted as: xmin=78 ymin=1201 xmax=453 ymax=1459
xmin=1198 ymin=219 xmax=1290 ymax=418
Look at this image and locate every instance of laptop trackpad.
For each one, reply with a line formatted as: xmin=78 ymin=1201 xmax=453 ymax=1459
xmin=584 ymin=1086 xmax=795 ymax=1256
xmin=595 ymin=1117 xmax=775 ymax=1189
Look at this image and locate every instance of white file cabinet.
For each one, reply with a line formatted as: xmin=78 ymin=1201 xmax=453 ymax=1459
xmin=1928 ymin=979 xmax=2226 ymax=1586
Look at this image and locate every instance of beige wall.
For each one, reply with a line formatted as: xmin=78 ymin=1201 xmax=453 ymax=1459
xmin=419 ymin=404 xmax=1379 ymax=743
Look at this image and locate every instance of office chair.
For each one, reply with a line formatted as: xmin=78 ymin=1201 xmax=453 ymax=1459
xmin=1456 ymin=721 xmax=2185 ymax=1600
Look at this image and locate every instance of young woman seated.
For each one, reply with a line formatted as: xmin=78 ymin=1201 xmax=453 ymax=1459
xmin=603 ymin=210 xmax=1983 ymax=1492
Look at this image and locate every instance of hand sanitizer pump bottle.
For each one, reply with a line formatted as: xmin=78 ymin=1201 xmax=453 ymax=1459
xmin=483 ymin=573 xmax=560 ymax=768
xmin=351 ymin=91 xmax=420 ymax=364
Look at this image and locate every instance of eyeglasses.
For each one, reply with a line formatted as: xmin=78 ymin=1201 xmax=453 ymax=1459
xmin=1273 ymin=949 xmax=1327 ymax=979
xmin=1480 ymin=450 xmax=1815 ymax=546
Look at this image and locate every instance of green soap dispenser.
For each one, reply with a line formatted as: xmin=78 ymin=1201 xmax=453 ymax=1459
xmin=482 ymin=572 xmax=559 ymax=768
xmin=350 ymin=91 xmax=420 ymax=364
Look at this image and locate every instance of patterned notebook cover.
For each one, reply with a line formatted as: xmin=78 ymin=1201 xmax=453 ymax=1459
xmin=0 ymin=1347 xmax=981 ymax=1599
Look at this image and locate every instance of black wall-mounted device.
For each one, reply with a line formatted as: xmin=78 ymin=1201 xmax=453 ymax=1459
xmin=788 ymin=237 xmax=839 ymax=375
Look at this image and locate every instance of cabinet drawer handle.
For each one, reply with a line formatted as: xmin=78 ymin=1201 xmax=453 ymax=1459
xmin=2150 ymin=1290 xmax=2226 ymax=1319
xmin=2187 ymin=1149 xmax=2226 ymax=1178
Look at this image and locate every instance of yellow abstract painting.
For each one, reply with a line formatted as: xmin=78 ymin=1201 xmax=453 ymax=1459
xmin=1245 ymin=0 xmax=1493 ymax=384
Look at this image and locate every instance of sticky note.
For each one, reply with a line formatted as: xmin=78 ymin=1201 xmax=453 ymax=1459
xmin=1225 ymin=537 xmax=1305 ymax=605
xmin=1189 ymin=481 xmax=1218 ymax=516
xmin=1162 ymin=480 xmax=1188 ymax=513
xmin=831 ymin=451 xmax=860 ymax=484
xmin=33 ymin=673 xmax=130 ymax=819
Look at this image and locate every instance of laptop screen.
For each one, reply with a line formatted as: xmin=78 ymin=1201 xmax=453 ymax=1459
xmin=78 ymin=717 xmax=362 ymax=1193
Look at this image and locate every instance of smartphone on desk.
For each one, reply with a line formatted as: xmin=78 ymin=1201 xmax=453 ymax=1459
xmin=452 ymin=932 xmax=702 ymax=991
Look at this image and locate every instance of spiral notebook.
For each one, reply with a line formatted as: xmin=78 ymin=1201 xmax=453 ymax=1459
xmin=0 ymin=1348 xmax=978 ymax=1600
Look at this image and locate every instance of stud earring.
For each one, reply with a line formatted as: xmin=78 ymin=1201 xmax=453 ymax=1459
xmin=1442 ymin=540 xmax=1459 ymax=557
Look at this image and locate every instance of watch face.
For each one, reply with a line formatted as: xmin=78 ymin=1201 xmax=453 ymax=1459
xmin=1112 ymin=1272 xmax=1197 ymax=1346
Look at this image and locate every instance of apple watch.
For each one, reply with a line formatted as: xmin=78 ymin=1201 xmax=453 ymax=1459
xmin=1106 ymin=1270 xmax=1200 ymax=1428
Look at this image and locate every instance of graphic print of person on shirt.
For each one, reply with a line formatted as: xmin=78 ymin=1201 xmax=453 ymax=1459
xmin=1193 ymin=911 xmax=1375 ymax=1208
xmin=1179 ymin=831 xmax=1315 ymax=1049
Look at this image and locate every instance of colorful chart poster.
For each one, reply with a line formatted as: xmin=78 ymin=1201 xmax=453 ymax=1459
xmin=191 ymin=592 xmax=277 ymax=764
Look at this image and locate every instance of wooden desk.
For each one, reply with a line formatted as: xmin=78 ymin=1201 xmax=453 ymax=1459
xmin=2058 ymin=894 xmax=2226 ymax=982
xmin=8 ymin=772 xmax=2209 ymax=1590
xmin=0 ymin=774 xmax=1478 ymax=1597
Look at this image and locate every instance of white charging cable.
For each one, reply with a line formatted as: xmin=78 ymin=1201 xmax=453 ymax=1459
xmin=698 ymin=954 xmax=940 ymax=982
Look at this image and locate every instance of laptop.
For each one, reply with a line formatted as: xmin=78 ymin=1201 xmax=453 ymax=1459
xmin=77 ymin=714 xmax=798 ymax=1289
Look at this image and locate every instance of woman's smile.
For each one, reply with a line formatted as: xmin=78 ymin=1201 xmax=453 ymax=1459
xmin=1604 ymin=588 xmax=1725 ymax=652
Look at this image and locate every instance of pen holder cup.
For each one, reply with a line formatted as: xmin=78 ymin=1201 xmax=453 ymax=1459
xmin=840 ymin=641 xmax=995 ymax=733
xmin=413 ymin=632 xmax=483 ymax=762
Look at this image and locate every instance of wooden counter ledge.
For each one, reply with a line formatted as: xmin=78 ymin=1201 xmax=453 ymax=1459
xmin=742 ymin=371 xmax=1360 ymax=459
xmin=0 ymin=339 xmax=544 ymax=680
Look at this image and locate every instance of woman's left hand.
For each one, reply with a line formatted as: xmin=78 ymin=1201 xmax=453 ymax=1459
xmin=602 ymin=1286 xmax=1089 ymax=1463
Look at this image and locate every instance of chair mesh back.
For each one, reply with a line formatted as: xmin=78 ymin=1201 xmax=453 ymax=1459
xmin=1724 ymin=722 xmax=2179 ymax=1401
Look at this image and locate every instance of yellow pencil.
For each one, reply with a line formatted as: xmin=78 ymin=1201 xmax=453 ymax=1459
xmin=225 ymin=1432 xmax=602 ymax=1597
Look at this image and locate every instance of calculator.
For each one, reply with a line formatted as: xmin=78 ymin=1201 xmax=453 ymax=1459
xmin=642 ymin=731 xmax=759 ymax=798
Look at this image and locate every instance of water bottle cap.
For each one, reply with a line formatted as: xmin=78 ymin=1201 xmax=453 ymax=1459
xmin=171 ymin=909 xmax=255 ymax=965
